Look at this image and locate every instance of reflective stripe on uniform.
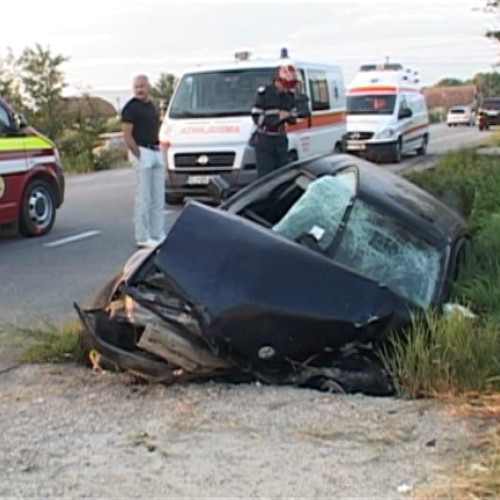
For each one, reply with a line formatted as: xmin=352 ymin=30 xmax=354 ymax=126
xmin=252 ymin=107 xmax=280 ymax=116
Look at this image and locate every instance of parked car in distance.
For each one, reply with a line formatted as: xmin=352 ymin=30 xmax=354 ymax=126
xmin=478 ymin=97 xmax=500 ymax=131
xmin=76 ymin=153 xmax=469 ymax=395
xmin=446 ymin=106 xmax=475 ymax=127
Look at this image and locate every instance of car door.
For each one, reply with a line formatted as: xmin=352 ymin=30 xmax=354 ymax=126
xmin=0 ymin=102 xmax=27 ymax=225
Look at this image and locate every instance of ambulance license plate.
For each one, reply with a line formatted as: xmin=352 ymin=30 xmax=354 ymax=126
xmin=348 ymin=143 xmax=366 ymax=151
xmin=187 ymin=175 xmax=210 ymax=185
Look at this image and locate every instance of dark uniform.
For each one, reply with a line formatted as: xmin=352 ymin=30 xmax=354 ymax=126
xmin=251 ymin=84 xmax=297 ymax=178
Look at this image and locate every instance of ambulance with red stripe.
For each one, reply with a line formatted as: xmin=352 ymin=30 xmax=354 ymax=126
xmin=345 ymin=62 xmax=429 ymax=163
xmin=0 ymin=96 xmax=64 ymax=236
xmin=159 ymin=52 xmax=346 ymax=203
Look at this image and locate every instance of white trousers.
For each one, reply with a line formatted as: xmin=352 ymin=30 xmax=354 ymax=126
xmin=129 ymin=146 xmax=165 ymax=242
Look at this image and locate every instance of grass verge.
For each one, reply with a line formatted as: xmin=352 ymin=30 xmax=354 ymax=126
xmin=9 ymin=320 xmax=85 ymax=363
xmin=383 ymin=141 xmax=500 ymax=496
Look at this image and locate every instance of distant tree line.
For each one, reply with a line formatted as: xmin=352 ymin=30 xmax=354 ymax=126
xmin=0 ymin=44 xmax=177 ymax=172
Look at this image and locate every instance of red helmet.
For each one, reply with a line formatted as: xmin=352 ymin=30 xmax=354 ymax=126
xmin=277 ymin=64 xmax=299 ymax=89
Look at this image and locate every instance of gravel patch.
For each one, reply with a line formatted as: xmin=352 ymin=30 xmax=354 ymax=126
xmin=0 ymin=364 xmax=474 ymax=498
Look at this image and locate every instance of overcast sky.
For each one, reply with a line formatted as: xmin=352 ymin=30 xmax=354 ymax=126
xmin=2 ymin=0 xmax=499 ymax=107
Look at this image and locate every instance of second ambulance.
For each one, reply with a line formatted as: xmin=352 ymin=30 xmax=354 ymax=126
xmin=345 ymin=62 xmax=429 ymax=163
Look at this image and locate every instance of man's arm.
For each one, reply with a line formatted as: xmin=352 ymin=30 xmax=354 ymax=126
xmin=122 ymin=122 xmax=140 ymax=159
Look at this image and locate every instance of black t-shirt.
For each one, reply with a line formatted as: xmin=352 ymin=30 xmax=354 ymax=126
xmin=121 ymin=98 xmax=160 ymax=147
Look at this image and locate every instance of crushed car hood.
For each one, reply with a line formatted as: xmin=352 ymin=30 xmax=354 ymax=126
xmin=151 ymin=201 xmax=410 ymax=367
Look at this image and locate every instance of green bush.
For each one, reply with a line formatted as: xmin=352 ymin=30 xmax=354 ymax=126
xmin=60 ymin=132 xmax=128 ymax=173
xmin=428 ymin=108 xmax=445 ymax=124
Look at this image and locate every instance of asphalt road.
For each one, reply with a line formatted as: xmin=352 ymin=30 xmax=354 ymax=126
xmin=0 ymin=122 xmax=489 ymax=326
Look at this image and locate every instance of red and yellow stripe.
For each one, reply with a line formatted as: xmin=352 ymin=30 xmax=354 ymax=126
xmin=287 ymin=110 xmax=346 ymax=133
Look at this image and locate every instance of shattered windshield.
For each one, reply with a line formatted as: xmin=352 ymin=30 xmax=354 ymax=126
xmin=272 ymin=172 xmax=440 ymax=307
xmin=335 ymin=200 xmax=441 ymax=307
xmin=272 ymin=172 xmax=356 ymax=251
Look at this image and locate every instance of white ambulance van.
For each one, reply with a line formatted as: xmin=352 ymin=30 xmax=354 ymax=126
xmin=345 ymin=62 xmax=429 ymax=163
xmin=159 ymin=52 xmax=346 ymax=203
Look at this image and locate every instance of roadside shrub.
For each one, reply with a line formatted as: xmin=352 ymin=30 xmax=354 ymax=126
xmin=381 ymin=312 xmax=500 ymax=398
xmin=428 ymin=108 xmax=445 ymax=124
xmin=60 ymin=132 xmax=128 ymax=173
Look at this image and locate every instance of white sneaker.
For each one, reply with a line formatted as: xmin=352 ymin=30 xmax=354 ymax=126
xmin=136 ymin=238 xmax=158 ymax=249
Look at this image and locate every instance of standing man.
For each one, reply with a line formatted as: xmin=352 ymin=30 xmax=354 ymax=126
xmin=251 ymin=64 xmax=299 ymax=178
xmin=122 ymin=75 xmax=165 ymax=248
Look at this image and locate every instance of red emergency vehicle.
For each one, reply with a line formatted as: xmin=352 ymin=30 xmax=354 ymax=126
xmin=0 ymin=96 xmax=64 ymax=236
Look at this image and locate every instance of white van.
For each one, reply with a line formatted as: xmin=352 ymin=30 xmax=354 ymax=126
xmin=345 ymin=62 xmax=429 ymax=163
xmin=159 ymin=52 xmax=346 ymax=203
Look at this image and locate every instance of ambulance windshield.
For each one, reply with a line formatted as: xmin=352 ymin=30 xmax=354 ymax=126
xmin=170 ymin=68 xmax=275 ymax=118
xmin=347 ymin=94 xmax=396 ymax=115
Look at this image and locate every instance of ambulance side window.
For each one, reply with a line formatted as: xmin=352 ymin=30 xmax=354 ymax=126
xmin=0 ymin=106 xmax=11 ymax=134
xmin=308 ymin=70 xmax=330 ymax=111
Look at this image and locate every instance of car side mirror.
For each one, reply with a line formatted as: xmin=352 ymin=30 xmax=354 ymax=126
xmin=296 ymin=93 xmax=310 ymax=118
xmin=17 ymin=112 xmax=28 ymax=128
xmin=208 ymin=175 xmax=230 ymax=203
xmin=12 ymin=112 xmax=28 ymax=131
xmin=399 ymin=108 xmax=412 ymax=119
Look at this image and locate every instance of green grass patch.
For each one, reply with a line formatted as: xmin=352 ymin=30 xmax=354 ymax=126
xmin=382 ymin=147 xmax=500 ymax=399
xmin=381 ymin=312 xmax=500 ymax=398
xmin=407 ymin=149 xmax=500 ymax=226
xmin=12 ymin=320 xmax=85 ymax=363
xmin=483 ymin=130 xmax=500 ymax=148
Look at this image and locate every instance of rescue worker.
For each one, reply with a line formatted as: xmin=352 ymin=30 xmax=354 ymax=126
xmin=251 ymin=64 xmax=299 ymax=178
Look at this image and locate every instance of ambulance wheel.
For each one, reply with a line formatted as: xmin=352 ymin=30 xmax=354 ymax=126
xmin=288 ymin=150 xmax=298 ymax=163
xmin=165 ymin=193 xmax=184 ymax=205
xmin=391 ymin=139 xmax=402 ymax=163
xmin=333 ymin=142 xmax=343 ymax=154
xmin=416 ymin=134 xmax=428 ymax=155
xmin=19 ymin=178 xmax=56 ymax=237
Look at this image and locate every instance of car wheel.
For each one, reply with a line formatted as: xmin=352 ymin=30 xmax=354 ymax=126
xmin=333 ymin=142 xmax=343 ymax=154
xmin=416 ymin=134 xmax=428 ymax=156
xmin=19 ymin=178 xmax=56 ymax=237
xmin=447 ymin=123 xmax=451 ymax=127
xmin=165 ymin=193 xmax=184 ymax=205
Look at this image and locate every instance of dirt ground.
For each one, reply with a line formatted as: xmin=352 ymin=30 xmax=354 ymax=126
xmin=0 ymin=360 xmax=476 ymax=499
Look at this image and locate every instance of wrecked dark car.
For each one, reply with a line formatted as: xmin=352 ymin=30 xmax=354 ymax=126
xmin=75 ymin=153 xmax=468 ymax=395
